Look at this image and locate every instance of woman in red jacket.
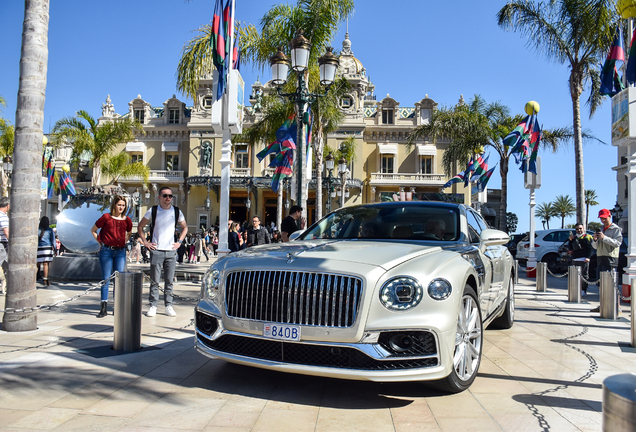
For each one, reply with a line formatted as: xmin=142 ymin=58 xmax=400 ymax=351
xmin=91 ymin=195 xmax=132 ymax=318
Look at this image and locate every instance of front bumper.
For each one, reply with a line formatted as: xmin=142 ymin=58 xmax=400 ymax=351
xmin=194 ymin=309 xmax=453 ymax=383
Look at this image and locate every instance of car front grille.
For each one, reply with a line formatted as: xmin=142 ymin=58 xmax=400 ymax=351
xmin=197 ymin=333 xmax=438 ymax=371
xmin=225 ymin=271 xmax=363 ymax=328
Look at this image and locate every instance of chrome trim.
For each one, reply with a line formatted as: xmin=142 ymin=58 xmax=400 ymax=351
xmin=195 ymin=326 xmax=440 ymax=362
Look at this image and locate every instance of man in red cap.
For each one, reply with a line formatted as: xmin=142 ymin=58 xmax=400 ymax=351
xmin=590 ymin=208 xmax=622 ymax=313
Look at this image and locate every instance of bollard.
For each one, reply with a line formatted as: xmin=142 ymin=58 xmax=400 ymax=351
xmin=602 ymin=373 xmax=636 ymax=431
xmin=113 ymin=272 xmax=144 ymax=351
xmin=514 ymin=260 xmax=519 ymax=286
xmin=600 ymin=270 xmax=618 ymax=320
xmin=567 ymin=265 xmax=581 ymax=303
xmin=632 ymin=280 xmax=636 ymax=348
xmin=536 ymin=262 xmax=547 ymax=292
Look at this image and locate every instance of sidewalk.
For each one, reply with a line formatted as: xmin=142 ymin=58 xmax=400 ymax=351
xmin=0 ymin=271 xmax=634 ymax=431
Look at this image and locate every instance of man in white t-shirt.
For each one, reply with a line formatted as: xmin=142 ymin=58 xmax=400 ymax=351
xmin=137 ymin=186 xmax=188 ymax=317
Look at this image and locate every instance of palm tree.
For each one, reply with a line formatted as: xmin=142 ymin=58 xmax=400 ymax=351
xmin=101 ymin=152 xmax=150 ymax=186
xmin=3 ymin=0 xmax=49 ymax=332
xmin=584 ymin=189 xmax=599 ymax=228
xmin=536 ymin=202 xmax=555 ymax=229
xmin=51 ymin=110 xmax=143 ymax=187
xmin=552 ymin=194 xmax=576 ymax=228
xmin=406 ymin=94 xmax=567 ymax=231
xmin=497 ymin=0 xmax=618 ymax=232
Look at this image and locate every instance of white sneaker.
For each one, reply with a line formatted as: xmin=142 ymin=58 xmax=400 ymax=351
xmin=146 ymin=306 xmax=157 ymax=317
xmin=165 ymin=305 xmax=177 ymax=317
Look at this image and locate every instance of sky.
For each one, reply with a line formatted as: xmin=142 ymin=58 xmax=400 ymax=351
xmin=0 ymin=0 xmax=621 ymax=232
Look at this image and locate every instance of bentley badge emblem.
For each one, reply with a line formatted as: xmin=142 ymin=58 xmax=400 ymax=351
xmin=287 ymin=252 xmax=296 ymax=264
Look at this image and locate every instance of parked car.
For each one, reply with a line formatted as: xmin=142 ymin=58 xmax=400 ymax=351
xmin=517 ymin=229 xmax=593 ymax=272
xmin=505 ymin=233 xmax=527 ymax=259
xmin=195 ymin=202 xmax=515 ymax=393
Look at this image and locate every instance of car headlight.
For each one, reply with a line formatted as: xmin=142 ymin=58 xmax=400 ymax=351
xmin=379 ymin=277 xmax=423 ymax=311
xmin=428 ymin=278 xmax=452 ymax=300
xmin=203 ymin=268 xmax=221 ymax=299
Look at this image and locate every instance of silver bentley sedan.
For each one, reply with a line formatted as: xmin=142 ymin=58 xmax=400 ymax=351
xmin=194 ymin=202 xmax=515 ymax=393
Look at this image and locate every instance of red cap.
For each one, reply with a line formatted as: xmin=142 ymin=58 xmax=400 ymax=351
xmin=598 ymin=209 xmax=611 ymax=218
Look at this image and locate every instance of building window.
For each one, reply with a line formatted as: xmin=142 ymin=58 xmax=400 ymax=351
xmin=203 ymin=97 xmax=213 ymax=108
xmin=420 ymin=156 xmax=433 ymax=174
xmin=235 ymin=145 xmax=249 ymax=168
xmin=134 ymin=109 xmax=144 ymax=123
xmin=421 ymin=108 xmax=431 ymax=125
xmin=382 ymin=108 xmax=394 ymax=124
xmin=166 ymin=153 xmax=179 ymax=171
xmin=169 ymin=109 xmax=179 ymax=124
xmin=340 ymin=96 xmax=352 ymax=109
xmin=381 ymin=155 xmax=394 ymax=174
xmin=130 ymin=153 xmax=143 ymax=164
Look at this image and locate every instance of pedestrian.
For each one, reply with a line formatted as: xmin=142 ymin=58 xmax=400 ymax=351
xmin=228 ymin=222 xmax=242 ymax=252
xmin=129 ymin=234 xmax=142 ymax=264
xmin=0 ymin=197 xmax=9 ymax=294
xmin=194 ymin=234 xmax=204 ymax=263
xmin=247 ymin=216 xmax=271 ymax=247
xmin=201 ymin=232 xmax=210 ymax=261
xmin=567 ymin=223 xmax=594 ymax=295
xmin=241 ymin=231 xmax=248 ymax=250
xmin=281 ymin=205 xmax=306 ymax=242
xmin=590 ymin=208 xmax=623 ymax=313
xmin=37 ymin=216 xmax=56 ymax=287
xmin=188 ymin=233 xmax=196 ymax=263
xmin=137 ymin=186 xmax=187 ymax=317
xmin=271 ymin=230 xmax=281 ymax=243
xmin=212 ymin=230 xmax=219 ymax=255
xmin=90 ymin=195 xmax=133 ymax=318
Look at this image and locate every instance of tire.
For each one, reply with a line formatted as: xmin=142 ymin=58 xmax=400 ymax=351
xmin=542 ymin=253 xmax=559 ymax=273
xmin=491 ymin=275 xmax=515 ymax=329
xmin=433 ymin=285 xmax=483 ymax=393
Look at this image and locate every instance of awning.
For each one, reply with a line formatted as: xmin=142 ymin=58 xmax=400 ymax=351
xmin=162 ymin=142 xmax=180 ymax=152
xmin=416 ymin=145 xmax=436 ymax=156
xmin=377 ymin=144 xmax=397 ymax=155
xmin=126 ymin=142 xmax=145 ymax=152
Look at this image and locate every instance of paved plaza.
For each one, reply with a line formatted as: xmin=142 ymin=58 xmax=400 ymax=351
xmin=0 ymin=263 xmax=634 ymax=432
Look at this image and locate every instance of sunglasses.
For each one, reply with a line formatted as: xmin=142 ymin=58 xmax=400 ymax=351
xmin=162 ymin=194 xmax=173 ymax=198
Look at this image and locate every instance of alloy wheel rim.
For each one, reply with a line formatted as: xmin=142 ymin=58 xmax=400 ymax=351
xmin=453 ymin=294 xmax=482 ymax=381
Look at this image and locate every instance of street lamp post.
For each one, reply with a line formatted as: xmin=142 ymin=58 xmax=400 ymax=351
xmin=338 ymin=157 xmax=349 ymax=208
xmin=269 ymin=30 xmax=339 ymax=229
xmin=132 ymin=188 xmax=140 ymax=223
xmin=245 ymin=177 xmax=252 ymax=220
xmin=324 ymin=153 xmax=334 ymax=214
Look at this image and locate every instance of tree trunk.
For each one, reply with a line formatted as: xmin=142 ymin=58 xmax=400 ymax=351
xmin=3 ymin=0 xmax=49 ymax=332
xmin=570 ymin=70 xmax=586 ymax=227
xmin=92 ymin=159 xmax=100 ymax=186
xmin=499 ymin=155 xmax=509 ymax=232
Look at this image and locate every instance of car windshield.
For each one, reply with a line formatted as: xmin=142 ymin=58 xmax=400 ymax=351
xmin=301 ymin=204 xmax=460 ymax=241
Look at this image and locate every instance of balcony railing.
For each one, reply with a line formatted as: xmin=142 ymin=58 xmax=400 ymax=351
xmin=230 ymin=167 xmax=251 ymax=177
xmin=124 ymin=170 xmax=184 ymax=181
xmin=370 ymin=172 xmax=446 ymax=185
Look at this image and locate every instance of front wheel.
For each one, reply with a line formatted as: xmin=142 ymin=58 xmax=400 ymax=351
xmin=542 ymin=253 xmax=559 ymax=273
xmin=433 ymin=285 xmax=483 ymax=393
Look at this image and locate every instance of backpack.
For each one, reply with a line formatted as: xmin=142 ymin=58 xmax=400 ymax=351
xmin=149 ymin=205 xmax=180 ymax=241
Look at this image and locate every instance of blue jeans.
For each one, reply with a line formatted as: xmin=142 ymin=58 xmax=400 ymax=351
xmin=98 ymin=247 xmax=126 ymax=301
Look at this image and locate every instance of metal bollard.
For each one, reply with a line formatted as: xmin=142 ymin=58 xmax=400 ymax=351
xmin=632 ymin=280 xmax=636 ymax=348
xmin=514 ymin=260 xmax=519 ymax=286
xmin=600 ymin=270 xmax=618 ymax=320
xmin=536 ymin=262 xmax=547 ymax=292
xmin=567 ymin=265 xmax=581 ymax=303
xmin=602 ymin=373 xmax=636 ymax=431
xmin=113 ymin=272 xmax=144 ymax=351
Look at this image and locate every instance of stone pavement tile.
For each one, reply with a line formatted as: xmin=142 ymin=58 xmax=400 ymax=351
xmin=489 ymin=413 xmax=582 ymax=432
xmin=469 ymin=373 xmax=534 ymax=394
xmin=316 ymin=407 xmax=394 ymax=432
xmin=435 ymin=416 xmax=502 ymax=432
xmin=252 ymin=408 xmax=318 ymax=432
xmin=83 ymin=398 xmax=151 ymax=418
xmin=0 ymin=408 xmax=33 ymax=425
xmin=390 ymin=398 xmax=436 ymax=424
xmin=393 ymin=422 xmax=441 ymax=432
xmin=6 ymin=407 xmax=81 ymax=430
xmin=144 ymin=348 xmax=209 ymax=379
xmin=207 ymin=410 xmax=260 ymax=429
xmin=107 ymin=377 xmax=183 ymax=402
xmin=50 ymin=414 xmax=129 ymax=432
xmin=219 ymin=395 xmax=268 ymax=413
xmin=48 ymin=381 xmax=121 ymax=410
xmin=116 ymin=427 xmax=201 ymax=432
xmin=472 ymin=393 xmax=557 ymax=417
xmin=0 ymin=387 xmax=72 ymax=411
xmin=425 ymin=393 xmax=489 ymax=419
xmin=202 ymin=428 xmax=250 ymax=432
xmin=128 ymin=394 xmax=226 ymax=430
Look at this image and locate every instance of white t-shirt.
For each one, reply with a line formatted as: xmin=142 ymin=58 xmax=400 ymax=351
xmin=143 ymin=206 xmax=185 ymax=251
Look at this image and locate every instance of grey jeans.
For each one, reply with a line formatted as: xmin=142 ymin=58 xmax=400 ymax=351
xmin=149 ymin=249 xmax=177 ymax=307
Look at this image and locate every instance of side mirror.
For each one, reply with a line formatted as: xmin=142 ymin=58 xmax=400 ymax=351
xmin=480 ymin=229 xmax=509 ymax=247
xmin=289 ymin=231 xmax=303 ymax=241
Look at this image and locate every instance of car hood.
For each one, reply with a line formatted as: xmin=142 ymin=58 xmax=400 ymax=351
xmin=225 ymin=239 xmax=445 ymax=271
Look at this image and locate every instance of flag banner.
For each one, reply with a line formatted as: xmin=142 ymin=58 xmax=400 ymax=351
xmin=464 ymin=156 xmax=479 ymax=186
xmin=256 ymin=114 xmax=297 ymax=162
xmin=211 ymin=0 xmax=226 ymax=99
xmin=627 ymin=27 xmax=636 ymax=85
xmin=477 ymin=165 xmax=496 ymax=193
xmin=600 ymin=27 xmax=626 ymax=96
xmin=59 ymin=170 xmax=76 ymax=200
xmin=232 ymin=32 xmax=241 ymax=71
xmin=442 ymin=171 xmax=465 ymax=189
xmin=46 ymin=155 xmax=55 ymax=199
xmin=271 ymin=149 xmax=294 ymax=193
xmin=471 ymin=154 xmax=489 ymax=183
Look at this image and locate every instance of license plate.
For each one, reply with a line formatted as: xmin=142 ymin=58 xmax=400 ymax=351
xmin=263 ymin=323 xmax=301 ymax=341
